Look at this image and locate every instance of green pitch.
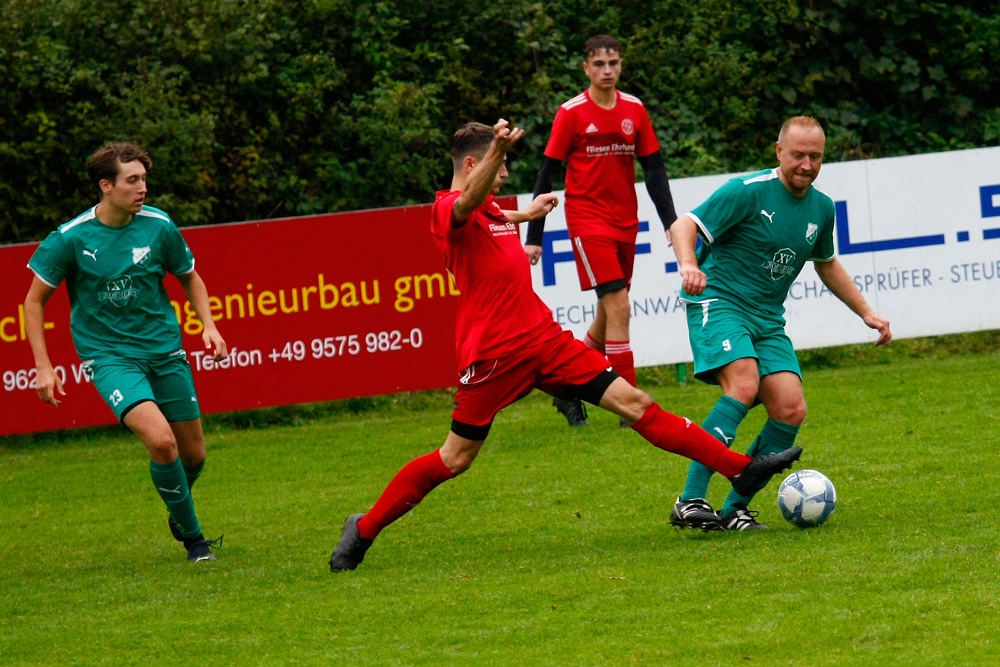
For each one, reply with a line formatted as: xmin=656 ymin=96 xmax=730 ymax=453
xmin=2 ymin=340 xmax=998 ymax=665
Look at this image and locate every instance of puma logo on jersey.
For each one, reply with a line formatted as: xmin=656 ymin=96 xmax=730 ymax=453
xmin=713 ymin=427 xmax=734 ymax=444
xmin=760 ymin=210 xmax=776 ymax=224
xmin=585 ymin=123 xmax=599 ymax=134
xmin=82 ymin=248 xmax=98 ymax=261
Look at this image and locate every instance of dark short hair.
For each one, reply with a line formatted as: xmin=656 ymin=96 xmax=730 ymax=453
xmin=86 ymin=142 xmax=152 ymax=193
xmin=583 ymin=35 xmax=620 ymax=58
xmin=450 ymin=122 xmax=493 ymax=171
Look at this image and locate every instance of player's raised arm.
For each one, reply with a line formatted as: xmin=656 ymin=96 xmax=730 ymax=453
xmin=24 ymin=276 xmax=66 ymax=406
xmin=452 ymin=119 xmax=523 ymax=223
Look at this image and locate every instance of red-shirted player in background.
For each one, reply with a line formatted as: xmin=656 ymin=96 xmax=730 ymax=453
xmin=525 ymin=35 xmax=678 ymax=428
xmin=329 ymin=120 xmax=801 ymax=573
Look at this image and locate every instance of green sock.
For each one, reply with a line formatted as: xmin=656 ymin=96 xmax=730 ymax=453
xmin=183 ymin=460 xmax=204 ymax=491
xmin=721 ymin=418 xmax=800 ymax=515
xmin=680 ymin=395 xmax=749 ymax=501
xmin=150 ymin=459 xmax=202 ymax=539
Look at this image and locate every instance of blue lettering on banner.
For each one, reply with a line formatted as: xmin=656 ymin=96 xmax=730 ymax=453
xmin=541 ymin=222 xmax=652 ymax=286
xmin=835 ymin=201 xmax=945 ymax=254
xmin=980 ymin=184 xmax=1000 ymax=239
xmin=950 ymin=260 xmax=1000 ymax=283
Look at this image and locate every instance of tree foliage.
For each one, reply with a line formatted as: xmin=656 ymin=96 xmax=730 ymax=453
xmin=1 ymin=0 xmax=997 ymax=243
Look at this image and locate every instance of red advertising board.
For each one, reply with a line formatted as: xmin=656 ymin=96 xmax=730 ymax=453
xmin=0 ymin=197 xmax=516 ymax=436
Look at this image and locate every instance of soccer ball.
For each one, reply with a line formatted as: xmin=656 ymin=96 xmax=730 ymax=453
xmin=777 ymin=470 xmax=837 ymax=528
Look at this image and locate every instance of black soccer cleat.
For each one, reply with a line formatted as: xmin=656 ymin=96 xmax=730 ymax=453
xmin=729 ymin=446 xmax=802 ymax=497
xmin=719 ymin=508 xmax=770 ymax=531
xmin=553 ymin=397 xmax=588 ymax=426
xmin=669 ymin=497 xmax=722 ymax=530
xmin=168 ymin=515 xmax=184 ymax=542
xmin=184 ymin=534 xmax=223 ymax=562
xmin=330 ymin=513 xmax=373 ymax=573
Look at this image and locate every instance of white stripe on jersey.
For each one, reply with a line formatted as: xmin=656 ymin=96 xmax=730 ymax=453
xmin=60 ymin=206 xmax=97 ymax=233
xmin=618 ymin=92 xmax=644 ymax=106
xmin=561 ymin=93 xmax=588 ymax=110
xmin=28 ymin=266 xmax=59 ymax=288
xmin=686 ymin=212 xmax=714 ymax=244
xmin=573 ymin=237 xmax=598 ymax=287
xmin=135 ymin=206 xmax=170 ymax=223
xmin=742 ymin=168 xmax=779 ymax=185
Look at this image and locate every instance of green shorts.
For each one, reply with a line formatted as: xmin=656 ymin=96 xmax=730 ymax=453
xmin=82 ymin=351 xmax=201 ymax=422
xmin=684 ymin=298 xmax=801 ymax=385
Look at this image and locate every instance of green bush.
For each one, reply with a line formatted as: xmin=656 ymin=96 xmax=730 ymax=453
xmin=2 ymin=0 xmax=997 ymax=243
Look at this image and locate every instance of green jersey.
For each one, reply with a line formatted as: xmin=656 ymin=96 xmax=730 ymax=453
xmin=28 ymin=205 xmax=195 ymax=360
xmin=682 ymin=168 xmax=835 ymax=317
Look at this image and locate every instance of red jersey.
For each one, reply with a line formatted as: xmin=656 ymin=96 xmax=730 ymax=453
xmin=544 ymin=89 xmax=660 ymax=241
xmin=431 ymin=190 xmax=557 ymax=371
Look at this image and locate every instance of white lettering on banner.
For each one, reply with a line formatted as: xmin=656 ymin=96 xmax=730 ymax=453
xmin=521 ymin=145 xmax=1000 ymax=365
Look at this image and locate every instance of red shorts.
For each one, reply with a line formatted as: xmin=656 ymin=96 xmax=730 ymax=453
xmin=453 ymin=328 xmax=613 ymax=427
xmin=570 ymin=234 xmax=636 ymax=291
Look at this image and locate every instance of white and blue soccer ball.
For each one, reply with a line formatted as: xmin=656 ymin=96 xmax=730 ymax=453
xmin=777 ymin=470 xmax=837 ymax=528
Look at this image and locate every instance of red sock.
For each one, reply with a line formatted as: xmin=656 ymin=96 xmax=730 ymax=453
xmin=357 ymin=449 xmax=456 ymax=540
xmin=584 ymin=331 xmax=605 ymax=354
xmin=606 ymin=340 xmax=636 ymax=387
xmin=630 ymin=404 xmax=751 ymax=477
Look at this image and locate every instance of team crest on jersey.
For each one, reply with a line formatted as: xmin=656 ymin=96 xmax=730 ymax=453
xmin=621 ymin=119 xmax=635 ymax=136
xmin=98 ymin=275 xmax=141 ymax=308
xmin=761 ymin=248 xmax=797 ymax=282
xmin=805 ymin=223 xmax=819 ymax=244
xmin=132 ymin=246 xmax=151 ymax=267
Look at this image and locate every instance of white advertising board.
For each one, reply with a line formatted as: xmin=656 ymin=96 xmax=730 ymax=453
xmin=519 ymin=146 xmax=1000 ymax=366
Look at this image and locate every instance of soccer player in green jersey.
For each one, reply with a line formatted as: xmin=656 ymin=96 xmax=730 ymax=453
xmin=668 ymin=116 xmax=892 ymax=531
xmin=24 ymin=141 xmax=227 ymax=562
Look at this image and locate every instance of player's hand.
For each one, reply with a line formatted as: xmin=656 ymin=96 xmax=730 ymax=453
xmin=35 ymin=366 xmax=66 ymax=407
xmin=524 ymin=244 xmax=543 ymax=265
xmin=524 ymin=193 xmax=558 ymax=222
xmin=493 ymin=118 xmax=524 ymax=153
xmin=203 ymin=327 xmax=229 ymax=361
xmin=864 ymin=313 xmax=892 ymax=346
xmin=679 ymin=263 xmax=707 ymax=296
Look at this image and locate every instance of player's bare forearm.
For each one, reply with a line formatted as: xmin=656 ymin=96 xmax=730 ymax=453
xmin=24 ymin=277 xmax=64 ymax=404
xmin=670 ymin=215 xmax=706 ymax=295
xmin=177 ymin=270 xmax=228 ymax=359
xmin=502 ymin=193 xmax=558 ymax=224
xmin=815 ymin=259 xmax=892 ymax=345
xmin=453 ymin=119 xmax=524 ymax=221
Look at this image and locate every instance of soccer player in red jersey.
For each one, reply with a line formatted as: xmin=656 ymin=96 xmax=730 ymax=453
xmin=525 ymin=35 xmax=679 ymax=428
xmin=329 ymin=120 xmax=801 ymax=572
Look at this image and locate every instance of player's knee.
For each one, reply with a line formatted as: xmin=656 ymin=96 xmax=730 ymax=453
xmin=145 ymin=432 xmax=179 ymax=461
xmin=444 ymin=451 xmax=476 ymax=475
xmin=728 ymin=377 xmax=760 ymax=405
xmin=773 ymin=398 xmax=807 ymax=426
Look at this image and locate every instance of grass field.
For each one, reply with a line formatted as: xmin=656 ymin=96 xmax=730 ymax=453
xmin=2 ymin=338 xmax=999 ymax=666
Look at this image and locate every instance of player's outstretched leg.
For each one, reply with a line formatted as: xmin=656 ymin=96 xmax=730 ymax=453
xmin=330 ymin=513 xmax=372 ymax=572
xmin=330 ymin=446 xmax=460 ymax=573
xmin=728 ymin=446 xmax=802 ymax=497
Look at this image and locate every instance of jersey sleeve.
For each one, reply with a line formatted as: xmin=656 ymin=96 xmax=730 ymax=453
xmin=543 ymin=105 xmax=574 ymax=162
xmin=811 ymin=197 xmax=837 ymax=261
xmin=163 ymin=220 xmax=195 ymax=275
xmin=688 ymin=178 xmax=755 ymax=245
xmin=430 ymin=191 xmax=466 ymax=244
xmin=27 ymin=230 xmax=72 ymax=287
xmin=635 ymin=105 xmax=661 ymax=157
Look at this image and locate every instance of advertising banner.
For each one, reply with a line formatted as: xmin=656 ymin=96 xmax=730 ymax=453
xmin=3 ymin=146 xmax=999 ymax=436
xmin=523 ymin=146 xmax=1000 ymax=366
xmin=0 ymin=197 xmax=515 ymax=436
